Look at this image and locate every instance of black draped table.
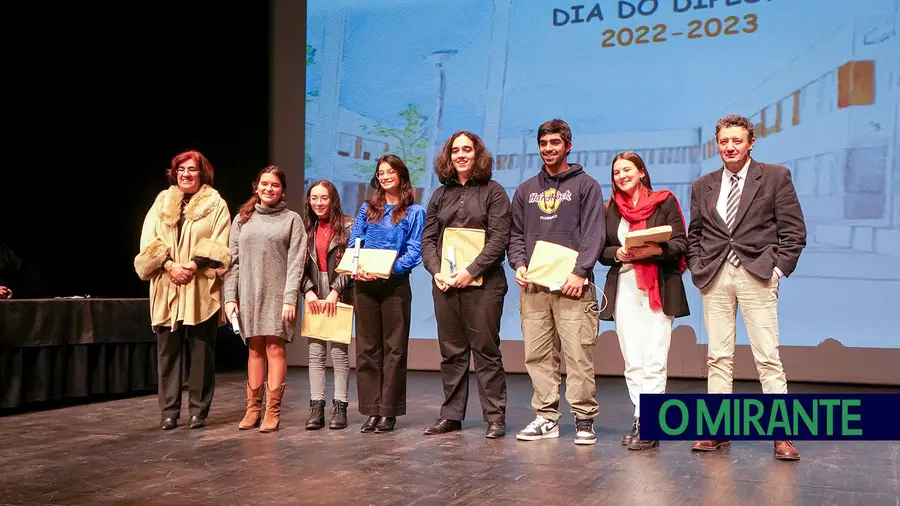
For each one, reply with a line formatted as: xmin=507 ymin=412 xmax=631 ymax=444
xmin=0 ymin=298 xmax=157 ymax=410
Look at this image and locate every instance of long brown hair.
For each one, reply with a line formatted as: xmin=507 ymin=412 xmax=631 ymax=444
xmin=607 ymin=151 xmax=654 ymax=208
xmin=433 ymin=130 xmax=493 ymax=185
xmin=167 ymin=150 xmax=214 ymax=186
xmin=304 ymin=180 xmax=350 ymax=262
xmin=366 ymin=154 xmax=415 ymax=225
xmin=238 ymin=166 xmax=287 ymax=224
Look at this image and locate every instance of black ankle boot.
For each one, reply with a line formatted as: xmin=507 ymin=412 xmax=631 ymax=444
xmin=627 ymin=433 xmax=660 ymax=451
xmin=360 ymin=415 xmax=381 ymax=433
xmin=622 ymin=417 xmax=639 ymax=445
xmin=306 ymin=399 xmax=326 ymax=430
xmin=329 ymin=399 xmax=348 ymax=430
xmin=374 ymin=416 xmax=396 ymax=433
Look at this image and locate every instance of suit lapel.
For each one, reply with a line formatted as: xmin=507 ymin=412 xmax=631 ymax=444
xmin=731 ymin=160 xmax=762 ymax=232
xmin=706 ymin=174 xmax=729 ymax=233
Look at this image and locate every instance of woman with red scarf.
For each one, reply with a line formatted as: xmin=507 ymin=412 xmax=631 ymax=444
xmin=598 ymin=151 xmax=689 ymax=451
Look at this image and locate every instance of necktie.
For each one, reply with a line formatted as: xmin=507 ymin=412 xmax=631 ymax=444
xmin=725 ymin=173 xmax=741 ymax=266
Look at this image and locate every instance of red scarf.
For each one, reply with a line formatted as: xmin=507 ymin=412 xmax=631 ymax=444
xmin=613 ymin=187 xmax=686 ymax=311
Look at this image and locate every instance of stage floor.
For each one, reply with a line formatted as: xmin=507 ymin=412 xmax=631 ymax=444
xmin=1 ymin=369 xmax=898 ymax=505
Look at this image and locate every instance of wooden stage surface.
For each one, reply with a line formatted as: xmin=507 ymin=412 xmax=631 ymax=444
xmin=1 ymin=369 xmax=898 ymax=505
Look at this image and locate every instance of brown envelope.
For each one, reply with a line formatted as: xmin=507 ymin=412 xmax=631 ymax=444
xmin=300 ymin=302 xmax=354 ymax=344
xmin=335 ymin=248 xmax=398 ymax=279
xmin=525 ymin=240 xmax=579 ymax=289
xmin=440 ymin=227 xmax=486 ymax=287
xmin=624 ymin=225 xmax=672 ymax=248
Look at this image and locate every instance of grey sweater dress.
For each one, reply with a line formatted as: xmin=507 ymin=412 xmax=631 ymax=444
xmin=223 ymin=201 xmax=307 ymax=343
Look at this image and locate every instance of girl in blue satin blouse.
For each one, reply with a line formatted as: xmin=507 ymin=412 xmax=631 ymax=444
xmin=348 ymin=154 xmax=425 ymax=433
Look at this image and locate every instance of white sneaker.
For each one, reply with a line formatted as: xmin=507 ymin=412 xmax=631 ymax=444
xmin=516 ymin=416 xmax=560 ymax=441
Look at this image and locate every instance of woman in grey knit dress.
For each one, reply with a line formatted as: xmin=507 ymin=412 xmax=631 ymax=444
xmin=224 ymin=166 xmax=307 ymax=433
xmin=300 ymin=180 xmax=354 ymax=430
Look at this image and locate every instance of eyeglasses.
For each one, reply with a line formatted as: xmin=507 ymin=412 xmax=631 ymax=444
xmin=176 ymin=168 xmax=200 ymax=174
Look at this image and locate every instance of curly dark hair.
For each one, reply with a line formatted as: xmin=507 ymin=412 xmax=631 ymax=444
xmin=714 ymin=114 xmax=755 ymax=142
xmin=433 ymin=130 xmax=493 ymax=184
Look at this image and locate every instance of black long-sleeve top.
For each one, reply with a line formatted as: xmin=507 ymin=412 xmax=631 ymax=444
xmin=421 ymin=178 xmax=511 ymax=279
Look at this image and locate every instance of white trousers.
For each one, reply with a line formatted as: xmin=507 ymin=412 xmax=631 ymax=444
xmin=614 ymin=268 xmax=674 ymax=417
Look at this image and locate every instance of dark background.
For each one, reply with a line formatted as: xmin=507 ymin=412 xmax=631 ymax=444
xmin=1 ymin=2 xmax=271 ymax=301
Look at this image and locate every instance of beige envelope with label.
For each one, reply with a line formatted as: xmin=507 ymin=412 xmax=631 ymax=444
xmin=335 ymin=248 xmax=398 ymax=279
xmin=624 ymin=225 xmax=672 ymax=248
xmin=300 ymin=302 xmax=354 ymax=344
xmin=525 ymin=240 xmax=579 ymax=289
xmin=440 ymin=227 xmax=486 ymax=287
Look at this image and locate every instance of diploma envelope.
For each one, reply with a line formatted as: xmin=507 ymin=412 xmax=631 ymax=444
xmin=525 ymin=240 xmax=579 ymax=290
xmin=440 ymin=227 xmax=486 ymax=287
xmin=624 ymin=225 xmax=672 ymax=248
xmin=335 ymin=248 xmax=398 ymax=279
xmin=300 ymin=302 xmax=354 ymax=344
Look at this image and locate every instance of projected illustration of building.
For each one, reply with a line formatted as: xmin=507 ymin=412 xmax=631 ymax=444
xmin=305 ymin=0 xmax=900 ymax=345
xmin=698 ymin=17 xmax=899 ymax=262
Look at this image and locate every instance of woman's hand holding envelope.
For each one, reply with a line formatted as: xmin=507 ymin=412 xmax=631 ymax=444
xmin=616 ymin=243 xmax=662 ymax=262
xmin=616 ymin=247 xmax=634 ymax=262
xmin=305 ymin=290 xmax=321 ymax=315
xmin=321 ymin=289 xmax=339 ymax=317
xmin=353 ymin=269 xmax=377 ymax=282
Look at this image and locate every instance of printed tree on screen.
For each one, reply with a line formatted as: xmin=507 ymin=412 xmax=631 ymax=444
xmin=305 ymin=44 xmax=318 ymax=170
xmin=354 ymin=104 xmax=429 ymax=185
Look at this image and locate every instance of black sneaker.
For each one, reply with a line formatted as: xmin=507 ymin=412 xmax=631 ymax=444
xmin=574 ymin=417 xmax=596 ymax=445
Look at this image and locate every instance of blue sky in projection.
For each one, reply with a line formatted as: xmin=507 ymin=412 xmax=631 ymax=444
xmin=308 ymin=0 xmax=894 ymax=137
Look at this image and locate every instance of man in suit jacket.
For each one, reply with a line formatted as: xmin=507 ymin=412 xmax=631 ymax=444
xmin=686 ymin=114 xmax=807 ymax=461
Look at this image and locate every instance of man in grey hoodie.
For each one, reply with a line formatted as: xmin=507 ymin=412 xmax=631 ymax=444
xmin=507 ymin=119 xmax=606 ymax=445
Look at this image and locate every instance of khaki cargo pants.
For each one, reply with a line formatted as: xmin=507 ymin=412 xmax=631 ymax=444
xmin=520 ymin=283 xmax=600 ymax=421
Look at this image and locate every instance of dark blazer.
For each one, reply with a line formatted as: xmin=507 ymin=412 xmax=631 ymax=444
xmin=686 ymin=159 xmax=806 ymax=290
xmin=598 ymin=194 xmax=690 ymax=321
xmin=301 ymin=217 xmax=354 ymax=302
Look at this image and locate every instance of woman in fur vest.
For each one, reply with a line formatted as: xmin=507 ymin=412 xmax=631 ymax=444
xmin=134 ymin=150 xmax=232 ymax=431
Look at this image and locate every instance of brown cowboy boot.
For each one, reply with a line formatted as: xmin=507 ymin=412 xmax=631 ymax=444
xmin=238 ymin=382 xmax=264 ymax=430
xmin=260 ymin=383 xmax=285 ymax=433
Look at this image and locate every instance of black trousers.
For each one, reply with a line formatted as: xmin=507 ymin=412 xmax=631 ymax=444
xmin=432 ymin=266 xmax=508 ymax=422
xmin=155 ymin=315 xmax=217 ymax=419
xmin=354 ymin=275 xmax=411 ymax=417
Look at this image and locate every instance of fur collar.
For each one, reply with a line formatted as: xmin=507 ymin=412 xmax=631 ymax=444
xmin=156 ymin=184 xmax=221 ymax=226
